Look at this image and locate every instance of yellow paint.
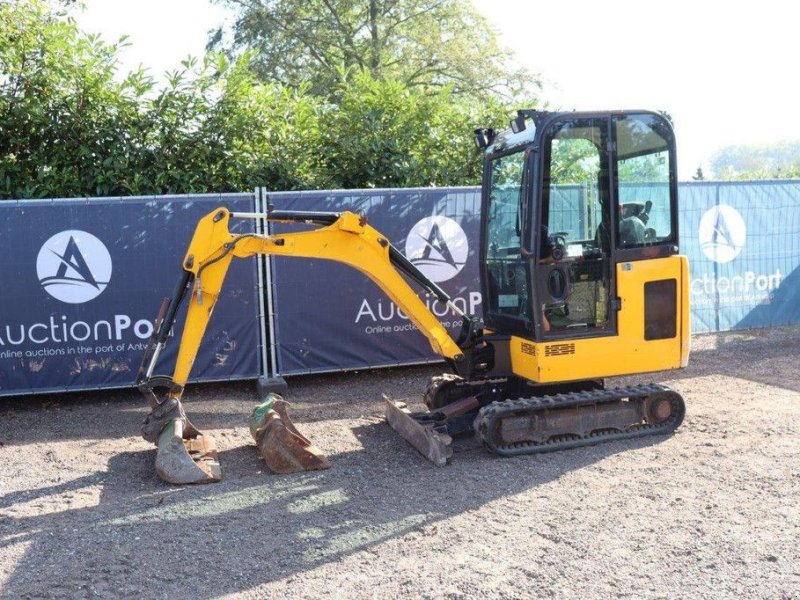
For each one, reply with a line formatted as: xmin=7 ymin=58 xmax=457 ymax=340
xmin=169 ymin=208 xmax=464 ymax=395
xmin=510 ymin=256 xmax=691 ymax=383
xmin=168 ymin=208 xmax=691 ymax=402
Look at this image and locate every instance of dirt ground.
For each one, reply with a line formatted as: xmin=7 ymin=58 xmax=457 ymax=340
xmin=1 ymin=326 xmax=799 ymax=599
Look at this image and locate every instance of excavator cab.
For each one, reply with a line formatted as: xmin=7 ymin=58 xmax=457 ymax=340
xmin=479 ymin=111 xmax=686 ymax=383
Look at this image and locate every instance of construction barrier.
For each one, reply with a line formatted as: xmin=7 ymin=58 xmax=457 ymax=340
xmin=680 ymin=180 xmax=800 ymax=331
xmin=0 ymin=194 xmax=264 ymax=396
xmin=264 ymin=181 xmax=800 ymax=375
xmin=264 ymin=188 xmax=480 ymax=375
xmin=2 ymin=181 xmax=799 ymax=393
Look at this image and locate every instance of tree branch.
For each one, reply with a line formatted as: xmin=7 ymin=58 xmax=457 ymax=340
xmin=319 ymin=0 xmax=365 ymax=68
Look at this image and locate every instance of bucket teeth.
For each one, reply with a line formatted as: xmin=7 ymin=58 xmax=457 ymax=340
xmin=250 ymin=395 xmax=331 ymax=474
xmin=155 ymin=419 xmax=222 ymax=485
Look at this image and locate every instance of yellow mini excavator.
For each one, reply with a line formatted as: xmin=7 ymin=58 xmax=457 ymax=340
xmin=138 ymin=109 xmax=690 ymax=484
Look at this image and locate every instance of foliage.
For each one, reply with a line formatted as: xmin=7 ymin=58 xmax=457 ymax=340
xmin=0 ymin=0 xmax=147 ymax=198
xmin=617 ymin=151 xmax=668 ymax=183
xmin=549 ymin=139 xmax=599 ymax=184
xmin=139 ymin=53 xmax=330 ymax=194
xmin=711 ymin=140 xmax=800 ymax=180
xmin=322 ymin=70 xmax=514 ymax=188
xmin=209 ymin=0 xmax=537 ymax=99
xmin=0 ymin=0 xmax=526 ymax=200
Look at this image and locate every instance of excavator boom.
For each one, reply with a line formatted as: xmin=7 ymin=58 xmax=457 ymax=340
xmin=137 ymin=207 xmax=481 ymax=483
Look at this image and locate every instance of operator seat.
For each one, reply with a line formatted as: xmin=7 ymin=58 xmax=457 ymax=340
xmin=618 ymin=202 xmax=647 ymax=246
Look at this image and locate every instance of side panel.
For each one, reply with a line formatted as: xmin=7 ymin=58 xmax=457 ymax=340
xmin=509 ymin=255 xmax=685 ymax=383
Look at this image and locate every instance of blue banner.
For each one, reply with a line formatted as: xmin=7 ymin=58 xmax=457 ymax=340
xmin=0 ymin=194 xmax=262 ymax=396
xmin=267 ymin=188 xmax=481 ymax=374
xmin=267 ymin=181 xmax=800 ymax=373
xmin=681 ymin=180 xmax=800 ymax=332
xmin=5 ymin=181 xmax=799 ymax=389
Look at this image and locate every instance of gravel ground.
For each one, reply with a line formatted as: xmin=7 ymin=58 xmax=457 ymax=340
xmin=1 ymin=326 xmax=799 ymax=599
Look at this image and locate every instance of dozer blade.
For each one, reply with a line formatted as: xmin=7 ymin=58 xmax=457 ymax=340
xmin=250 ymin=394 xmax=331 ymax=474
xmin=155 ymin=419 xmax=222 ymax=485
xmin=383 ymin=395 xmax=453 ymax=467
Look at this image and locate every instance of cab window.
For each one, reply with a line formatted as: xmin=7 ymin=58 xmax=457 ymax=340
xmin=540 ymin=117 xmax=611 ymax=333
xmin=484 ymin=150 xmax=532 ymax=326
xmin=614 ymin=115 xmax=675 ymax=247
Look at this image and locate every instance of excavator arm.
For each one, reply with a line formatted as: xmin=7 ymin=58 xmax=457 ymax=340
xmin=137 ymin=206 xmax=482 ymax=484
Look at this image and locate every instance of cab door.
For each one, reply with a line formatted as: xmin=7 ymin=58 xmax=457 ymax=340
xmin=536 ymin=116 xmax=615 ymax=340
xmin=529 ymin=111 xmax=687 ymax=384
xmin=612 ymin=113 xmax=683 ymax=349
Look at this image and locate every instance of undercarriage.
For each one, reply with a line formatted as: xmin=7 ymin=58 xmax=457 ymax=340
xmin=385 ymin=375 xmax=685 ymax=466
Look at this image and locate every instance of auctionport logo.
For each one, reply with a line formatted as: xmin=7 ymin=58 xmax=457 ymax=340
xmin=698 ymin=204 xmax=746 ymax=264
xmin=36 ymin=230 xmax=112 ymax=303
xmin=405 ymin=216 xmax=468 ymax=283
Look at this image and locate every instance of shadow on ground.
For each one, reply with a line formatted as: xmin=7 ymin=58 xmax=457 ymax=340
xmin=619 ymin=325 xmax=800 ymax=394
xmin=0 ymin=417 xmax=667 ymax=597
xmin=2 ymin=325 xmax=799 ymax=596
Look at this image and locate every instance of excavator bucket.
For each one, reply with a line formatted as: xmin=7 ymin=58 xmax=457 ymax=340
xmin=155 ymin=418 xmax=222 ymax=485
xmin=250 ymin=394 xmax=331 ymax=474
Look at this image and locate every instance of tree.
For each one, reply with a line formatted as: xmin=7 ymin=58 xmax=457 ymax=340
xmin=0 ymin=0 xmax=150 ymax=198
xmin=1 ymin=1 xmax=526 ymax=199
xmin=0 ymin=1 xmax=328 ymax=198
xmin=320 ymin=70 xmax=514 ymax=188
xmin=711 ymin=140 xmax=800 ymax=180
xmin=209 ymin=0 xmax=537 ymax=99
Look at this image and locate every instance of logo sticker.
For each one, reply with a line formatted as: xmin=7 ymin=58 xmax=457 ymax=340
xmin=698 ymin=204 xmax=746 ymax=264
xmin=37 ymin=230 xmax=112 ymax=303
xmin=405 ymin=216 xmax=468 ymax=283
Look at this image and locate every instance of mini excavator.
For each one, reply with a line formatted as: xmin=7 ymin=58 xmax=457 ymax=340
xmin=138 ymin=110 xmax=689 ymax=484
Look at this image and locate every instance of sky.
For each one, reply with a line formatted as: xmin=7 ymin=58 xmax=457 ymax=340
xmin=74 ymin=0 xmax=800 ymax=180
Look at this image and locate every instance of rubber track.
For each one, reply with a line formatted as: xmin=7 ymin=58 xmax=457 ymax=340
xmin=475 ymin=383 xmax=685 ymax=456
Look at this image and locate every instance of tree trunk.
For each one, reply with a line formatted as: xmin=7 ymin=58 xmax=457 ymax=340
xmin=369 ymin=0 xmax=380 ymax=75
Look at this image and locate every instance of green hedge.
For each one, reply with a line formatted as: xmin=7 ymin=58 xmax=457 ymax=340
xmin=0 ymin=1 xmax=520 ymax=199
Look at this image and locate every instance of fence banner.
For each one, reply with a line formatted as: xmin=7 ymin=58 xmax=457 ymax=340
xmin=267 ymin=188 xmax=481 ymax=374
xmin=267 ymin=181 xmax=800 ymax=374
xmin=5 ymin=181 xmax=799 ymax=391
xmin=680 ymin=180 xmax=800 ymax=332
xmin=0 ymin=194 xmax=262 ymax=396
